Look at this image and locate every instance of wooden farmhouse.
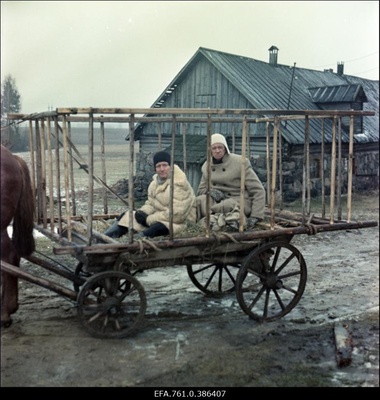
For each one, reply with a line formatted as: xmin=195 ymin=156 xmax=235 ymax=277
xmin=133 ymin=46 xmax=379 ymax=201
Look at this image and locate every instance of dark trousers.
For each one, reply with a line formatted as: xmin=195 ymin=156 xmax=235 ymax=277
xmin=143 ymin=222 xmax=169 ymax=237
xmin=104 ymin=222 xmax=128 ymax=238
xmin=104 ymin=221 xmax=169 ymax=239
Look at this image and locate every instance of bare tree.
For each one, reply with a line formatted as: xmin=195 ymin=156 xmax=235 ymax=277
xmin=1 ymin=74 xmax=23 ymax=149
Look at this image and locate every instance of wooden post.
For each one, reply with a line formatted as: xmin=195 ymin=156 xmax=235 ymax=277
xmin=239 ymin=116 xmax=247 ymax=233
xmin=321 ymin=118 xmax=325 ymax=218
xmin=28 ymin=119 xmax=36 ymax=205
xmin=305 ymin=116 xmax=311 ymax=215
xmin=334 ymin=323 xmax=353 ymax=367
xmin=278 ymin=122 xmax=283 ymax=210
xmin=182 ymin=123 xmax=187 ymax=174
xmin=266 ymin=121 xmax=271 ymax=207
xmin=46 ymin=117 xmax=55 ymax=232
xmin=87 ymin=111 xmax=94 ymax=245
xmin=205 ymin=115 xmax=212 ymax=237
xmin=330 ymin=117 xmax=337 ymax=224
xmin=270 ymin=116 xmax=279 ymax=229
xmin=100 ymin=121 xmax=108 ymax=214
xmin=34 ymin=120 xmax=43 ymax=224
xmin=54 ymin=117 xmax=63 ymax=235
xmin=347 ymin=114 xmax=354 ymax=222
xmin=337 ymin=117 xmax=342 ymax=221
xmin=300 ymin=116 xmax=311 ymax=224
xmin=39 ymin=119 xmax=47 ymax=228
xmin=232 ymin=125 xmax=236 ymax=152
xmin=169 ymin=115 xmax=176 ymax=240
xmin=128 ymin=114 xmax=135 ymax=243
xmin=62 ymin=115 xmax=72 ymax=241
xmin=158 ymin=123 xmax=162 ymax=150
xmin=247 ymin=122 xmax=251 ymax=159
xmin=67 ymin=121 xmax=76 ymax=216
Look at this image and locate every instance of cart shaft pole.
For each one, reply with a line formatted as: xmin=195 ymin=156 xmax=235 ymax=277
xmin=1 ymin=260 xmax=78 ymax=302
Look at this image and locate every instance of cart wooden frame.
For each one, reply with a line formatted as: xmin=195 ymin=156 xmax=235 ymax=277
xmin=2 ymin=107 xmax=378 ymax=338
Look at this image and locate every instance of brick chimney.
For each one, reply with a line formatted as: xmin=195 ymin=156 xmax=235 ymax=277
xmin=337 ymin=61 xmax=344 ymax=75
xmin=268 ymin=45 xmax=279 ymax=66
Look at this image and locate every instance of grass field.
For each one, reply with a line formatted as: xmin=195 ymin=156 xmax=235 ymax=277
xmin=13 ymin=143 xmax=142 ymax=218
xmin=16 ymin=143 xmax=139 ymax=191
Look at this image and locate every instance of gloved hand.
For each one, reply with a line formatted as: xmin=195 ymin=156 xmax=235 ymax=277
xmin=210 ymin=189 xmax=226 ymax=203
xmin=246 ymin=217 xmax=258 ymax=229
xmin=134 ymin=210 xmax=148 ymax=227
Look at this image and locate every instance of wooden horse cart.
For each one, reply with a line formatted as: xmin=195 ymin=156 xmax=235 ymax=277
xmin=2 ymin=108 xmax=378 ymax=338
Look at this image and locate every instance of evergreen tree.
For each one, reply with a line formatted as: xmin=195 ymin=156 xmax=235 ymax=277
xmin=1 ymin=74 xmax=23 ymax=150
xmin=1 ymin=74 xmax=21 ymax=114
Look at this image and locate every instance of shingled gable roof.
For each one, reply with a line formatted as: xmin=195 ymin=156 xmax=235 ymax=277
xmin=137 ymin=47 xmax=379 ymax=145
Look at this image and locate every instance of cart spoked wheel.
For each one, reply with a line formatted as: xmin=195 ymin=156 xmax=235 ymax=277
xmin=236 ymin=241 xmax=307 ymax=322
xmin=186 ymin=262 xmax=241 ymax=297
xmin=77 ymin=270 xmax=147 ymax=339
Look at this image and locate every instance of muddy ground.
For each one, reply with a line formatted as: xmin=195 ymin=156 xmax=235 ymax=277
xmin=1 ymin=192 xmax=379 ymax=389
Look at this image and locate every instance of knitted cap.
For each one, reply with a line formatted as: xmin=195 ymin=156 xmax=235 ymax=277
xmin=211 ymin=133 xmax=230 ymax=154
xmin=153 ymin=151 xmax=171 ymax=166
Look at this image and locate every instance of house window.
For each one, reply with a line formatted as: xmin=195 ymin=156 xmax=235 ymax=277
xmin=310 ymin=158 xmax=321 ymax=179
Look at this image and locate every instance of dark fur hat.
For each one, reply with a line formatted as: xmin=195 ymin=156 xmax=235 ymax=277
xmin=153 ymin=151 xmax=171 ymax=166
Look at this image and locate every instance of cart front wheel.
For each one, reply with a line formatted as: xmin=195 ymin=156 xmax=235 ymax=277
xmin=236 ymin=241 xmax=307 ymax=322
xmin=77 ymin=271 xmax=147 ymax=339
xmin=187 ymin=262 xmax=240 ymax=297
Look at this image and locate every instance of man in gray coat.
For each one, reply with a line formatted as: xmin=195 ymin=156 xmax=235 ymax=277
xmin=196 ymin=133 xmax=265 ymax=228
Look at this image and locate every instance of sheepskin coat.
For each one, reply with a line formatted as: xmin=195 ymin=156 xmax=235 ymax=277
xmin=119 ymin=164 xmax=196 ymax=235
xmin=197 ymin=153 xmax=265 ymax=219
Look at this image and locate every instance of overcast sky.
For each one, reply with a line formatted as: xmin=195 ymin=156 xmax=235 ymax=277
xmin=1 ymin=1 xmax=379 ymax=114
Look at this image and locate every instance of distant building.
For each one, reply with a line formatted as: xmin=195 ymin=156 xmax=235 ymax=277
xmin=132 ymin=46 xmax=379 ymax=200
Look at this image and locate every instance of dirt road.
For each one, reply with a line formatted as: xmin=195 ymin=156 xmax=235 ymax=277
xmin=1 ymin=192 xmax=379 ymax=388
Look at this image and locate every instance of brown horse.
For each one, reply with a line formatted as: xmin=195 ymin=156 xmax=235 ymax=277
xmin=1 ymin=144 xmax=35 ymax=328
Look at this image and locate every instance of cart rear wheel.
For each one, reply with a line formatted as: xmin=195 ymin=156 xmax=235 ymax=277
xmin=186 ymin=262 xmax=240 ymax=297
xmin=236 ymin=241 xmax=307 ymax=322
xmin=77 ymin=271 xmax=147 ymax=339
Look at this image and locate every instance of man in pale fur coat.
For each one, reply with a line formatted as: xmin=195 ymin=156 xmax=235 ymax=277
xmin=197 ymin=133 xmax=265 ymax=227
xmin=105 ymin=151 xmax=196 ymax=239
